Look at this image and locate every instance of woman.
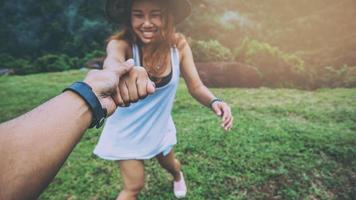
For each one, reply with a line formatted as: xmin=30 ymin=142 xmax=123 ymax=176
xmin=94 ymin=0 xmax=233 ymax=199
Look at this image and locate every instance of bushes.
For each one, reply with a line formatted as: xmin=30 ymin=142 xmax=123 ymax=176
xmin=311 ymin=65 xmax=356 ymax=88
xmin=189 ymin=38 xmax=311 ymax=88
xmin=0 ymin=54 xmax=35 ymax=74
xmin=190 ymin=39 xmax=233 ymax=62
xmin=0 ymin=51 xmax=106 ymax=75
xmin=82 ymin=50 xmax=105 ymax=64
xmin=233 ymin=38 xmax=356 ymax=88
xmin=0 ymin=53 xmax=75 ymax=74
xmin=234 ymin=38 xmax=306 ymax=87
xmin=34 ymin=54 xmax=73 ymax=72
xmin=1 ymin=39 xmax=354 ymax=89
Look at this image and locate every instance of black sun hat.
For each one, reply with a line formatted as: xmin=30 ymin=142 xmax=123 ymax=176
xmin=105 ymin=0 xmax=192 ymax=25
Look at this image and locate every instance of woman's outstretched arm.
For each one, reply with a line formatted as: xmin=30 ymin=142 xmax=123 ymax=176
xmin=104 ymin=40 xmax=155 ymax=106
xmin=179 ymin=38 xmax=233 ymax=131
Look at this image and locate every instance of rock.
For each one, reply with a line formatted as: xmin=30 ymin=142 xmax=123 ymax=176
xmin=84 ymin=57 xmax=105 ymax=69
xmin=0 ymin=68 xmax=15 ymax=76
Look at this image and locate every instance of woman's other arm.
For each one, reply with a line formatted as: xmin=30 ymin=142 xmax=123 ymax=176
xmin=179 ymin=38 xmax=233 ymax=131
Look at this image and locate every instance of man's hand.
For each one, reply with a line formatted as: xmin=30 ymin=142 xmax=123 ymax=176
xmin=83 ymin=59 xmax=132 ymax=116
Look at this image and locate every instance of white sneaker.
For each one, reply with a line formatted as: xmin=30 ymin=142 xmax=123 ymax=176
xmin=173 ymin=171 xmax=187 ymax=198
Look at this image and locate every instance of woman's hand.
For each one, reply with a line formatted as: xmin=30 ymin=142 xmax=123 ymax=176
xmin=99 ymin=58 xmax=156 ymax=109
xmin=118 ymin=66 xmax=156 ymax=107
xmin=211 ymin=101 xmax=233 ymax=131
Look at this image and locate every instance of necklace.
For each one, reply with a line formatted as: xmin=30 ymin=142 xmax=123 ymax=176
xmin=155 ymin=59 xmax=164 ymax=71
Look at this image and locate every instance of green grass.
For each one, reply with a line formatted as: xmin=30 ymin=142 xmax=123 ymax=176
xmin=0 ymin=70 xmax=355 ymax=200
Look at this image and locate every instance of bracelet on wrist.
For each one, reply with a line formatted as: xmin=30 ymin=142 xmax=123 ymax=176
xmin=63 ymin=81 xmax=107 ymax=129
xmin=209 ymin=98 xmax=223 ymax=109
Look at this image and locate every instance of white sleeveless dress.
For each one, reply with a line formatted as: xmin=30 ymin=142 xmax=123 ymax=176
xmin=93 ymin=44 xmax=180 ymax=160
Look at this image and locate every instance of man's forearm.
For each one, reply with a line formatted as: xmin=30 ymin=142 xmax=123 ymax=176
xmin=0 ymin=91 xmax=92 ymax=200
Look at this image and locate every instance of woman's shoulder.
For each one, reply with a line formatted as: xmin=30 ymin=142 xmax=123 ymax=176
xmin=107 ymin=39 xmax=131 ymax=50
xmin=106 ymin=39 xmax=132 ymax=58
xmin=174 ymin=33 xmax=189 ymax=52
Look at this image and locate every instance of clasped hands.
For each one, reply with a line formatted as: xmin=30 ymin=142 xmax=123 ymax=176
xmin=83 ymin=59 xmax=155 ymax=116
xmin=83 ymin=59 xmax=232 ymax=132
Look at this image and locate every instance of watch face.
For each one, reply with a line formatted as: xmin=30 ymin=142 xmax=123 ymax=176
xmin=103 ymin=108 xmax=108 ymax=118
xmin=97 ymin=117 xmax=106 ymax=129
xmin=96 ymin=108 xmax=107 ymax=128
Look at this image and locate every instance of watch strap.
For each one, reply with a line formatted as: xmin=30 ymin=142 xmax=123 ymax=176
xmin=63 ymin=81 xmax=107 ymax=129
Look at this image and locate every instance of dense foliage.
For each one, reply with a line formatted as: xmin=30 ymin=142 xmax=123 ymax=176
xmin=234 ymin=38 xmax=305 ymax=87
xmin=190 ymin=39 xmax=233 ymax=62
xmin=0 ymin=0 xmax=111 ymax=58
xmin=0 ymin=0 xmax=355 ymax=88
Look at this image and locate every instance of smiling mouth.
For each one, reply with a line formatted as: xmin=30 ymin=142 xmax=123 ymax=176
xmin=140 ymin=29 xmax=158 ymax=39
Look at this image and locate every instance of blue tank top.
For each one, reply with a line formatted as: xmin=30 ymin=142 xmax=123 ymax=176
xmin=93 ymin=44 xmax=180 ymax=160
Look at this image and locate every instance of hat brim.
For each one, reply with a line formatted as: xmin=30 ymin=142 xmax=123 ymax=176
xmin=105 ymin=0 xmax=191 ymax=25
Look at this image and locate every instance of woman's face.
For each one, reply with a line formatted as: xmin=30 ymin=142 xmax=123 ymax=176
xmin=131 ymin=0 xmax=164 ymax=44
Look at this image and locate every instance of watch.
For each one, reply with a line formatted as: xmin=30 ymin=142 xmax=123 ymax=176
xmin=63 ymin=81 xmax=107 ymax=129
xmin=209 ymin=98 xmax=223 ymax=109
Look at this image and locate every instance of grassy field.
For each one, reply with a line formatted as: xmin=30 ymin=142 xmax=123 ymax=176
xmin=0 ymin=70 xmax=355 ymax=200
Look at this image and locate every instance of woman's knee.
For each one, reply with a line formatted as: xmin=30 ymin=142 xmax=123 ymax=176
xmin=124 ymin=179 xmax=145 ymax=194
xmin=119 ymin=160 xmax=145 ymax=194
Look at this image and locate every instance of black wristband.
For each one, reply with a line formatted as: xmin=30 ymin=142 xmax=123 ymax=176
xmin=209 ymin=98 xmax=223 ymax=109
xmin=63 ymin=82 xmax=107 ymax=129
